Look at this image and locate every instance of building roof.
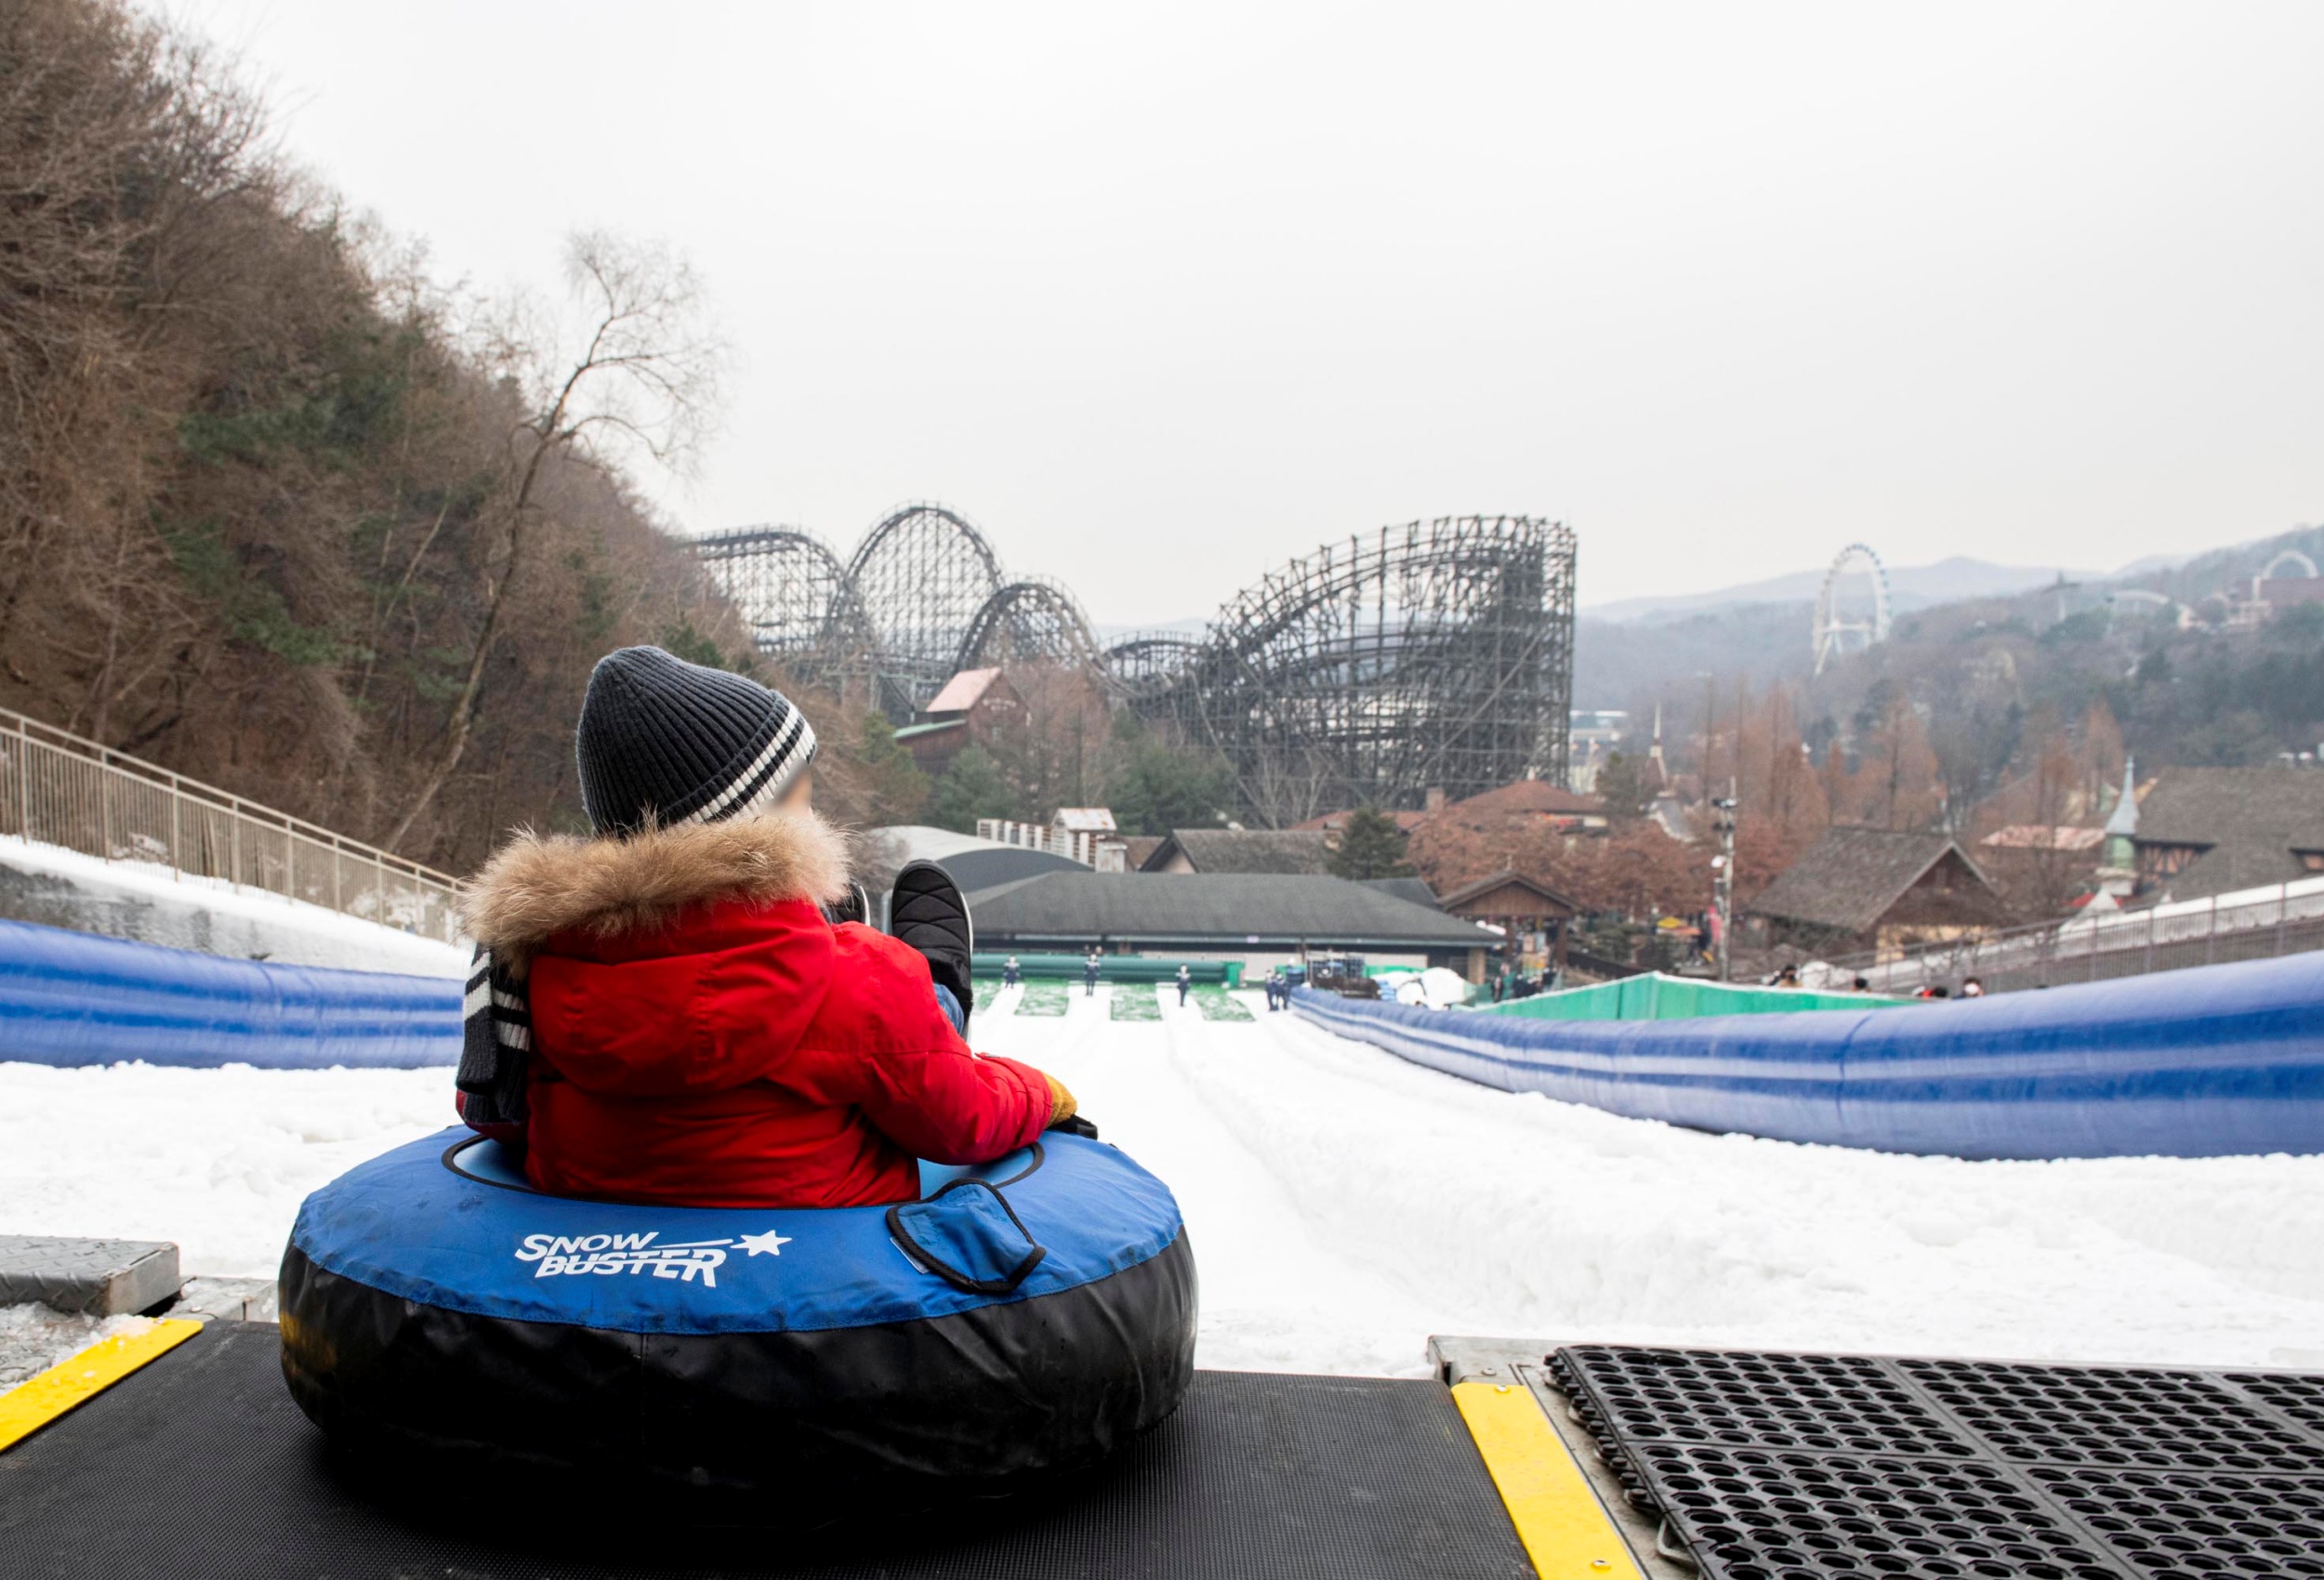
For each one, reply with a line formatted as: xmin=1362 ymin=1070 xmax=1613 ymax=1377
xmin=1291 ymin=808 xmax=1431 ymax=834
xmin=891 ymin=718 xmax=966 ymax=743
xmin=1437 ymin=869 xmax=1582 ymax=915
xmin=1442 ymin=781 xmax=1604 ymax=818
xmin=2133 ymin=766 xmax=2324 ymax=847
xmin=1141 ymin=828 xmax=1334 ymax=875
xmin=855 ymin=824 xmax=1085 ymax=896
xmin=1748 ymin=827 xmax=1996 ymax=935
xmin=1052 ymin=807 xmax=1117 ymax=834
xmin=2133 ymin=767 xmax=2324 ymax=900
xmin=1357 ymin=876 xmax=1441 ymax=910
xmin=965 ymin=872 xmax=1492 ymax=949
xmin=922 ymin=667 xmax=1003 ymax=715
xmin=1980 ymin=824 xmax=2106 ymax=851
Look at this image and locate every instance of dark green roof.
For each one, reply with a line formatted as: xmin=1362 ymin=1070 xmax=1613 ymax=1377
xmin=965 ymin=872 xmax=1491 ymax=949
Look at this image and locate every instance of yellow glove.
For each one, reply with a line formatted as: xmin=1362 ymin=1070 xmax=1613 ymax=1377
xmin=1045 ymin=1073 xmax=1077 ymax=1126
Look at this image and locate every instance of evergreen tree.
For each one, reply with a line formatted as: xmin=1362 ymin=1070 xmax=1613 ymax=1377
xmin=1327 ymin=806 xmax=1414 ymax=880
xmin=854 ymin=712 xmax=930 ymax=825
xmin=928 ymin=745 xmax=1017 ymax=833
xmin=1105 ymin=715 xmax=1235 ymax=836
xmin=1595 ymin=751 xmax=1652 ymax=820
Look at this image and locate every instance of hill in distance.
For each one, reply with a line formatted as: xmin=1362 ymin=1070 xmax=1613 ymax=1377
xmin=1584 ymin=556 xmax=2101 ymax=625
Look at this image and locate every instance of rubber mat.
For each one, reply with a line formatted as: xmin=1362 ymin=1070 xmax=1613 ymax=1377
xmin=0 ymin=1323 xmax=1533 ymax=1580
xmin=1550 ymin=1345 xmax=2324 ymax=1580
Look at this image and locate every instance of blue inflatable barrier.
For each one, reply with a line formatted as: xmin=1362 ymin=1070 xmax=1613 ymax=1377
xmin=0 ymin=916 xmax=458 ymax=1069
xmin=1293 ymin=951 xmax=2324 ymax=1160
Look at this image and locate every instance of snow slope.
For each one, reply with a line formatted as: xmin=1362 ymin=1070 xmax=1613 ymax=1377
xmin=5 ymin=987 xmax=2322 ymax=1377
xmin=0 ymin=837 xmax=468 ymax=977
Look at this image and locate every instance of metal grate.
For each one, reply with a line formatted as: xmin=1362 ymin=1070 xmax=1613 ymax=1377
xmin=2228 ymin=1376 xmax=2324 ymax=1441
xmin=1634 ymin=1442 xmax=2119 ymax=1580
xmin=2025 ymin=1466 xmax=2324 ymax=1580
xmin=1903 ymin=1363 xmax=2324 ymax=1475
xmin=1550 ymin=1347 xmax=2324 ymax=1580
xmin=1559 ymin=1346 xmax=1978 ymax=1460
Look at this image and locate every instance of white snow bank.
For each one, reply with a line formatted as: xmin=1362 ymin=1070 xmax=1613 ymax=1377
xmin=0 ymin=837 xmax=467 ymax=977
xmin=9 ymin=994 xmax=2324 ymax=1380
xmin=0 ymin=1062 xmax=454 ymax=1277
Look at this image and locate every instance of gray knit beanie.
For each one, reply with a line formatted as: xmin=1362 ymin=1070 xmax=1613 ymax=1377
xmin=574 ymin=646 xmax=818 ymax=837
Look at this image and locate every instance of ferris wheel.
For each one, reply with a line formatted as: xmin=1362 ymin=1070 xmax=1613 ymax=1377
xmin=1813 ymin=543 xmax=1893 ymax=676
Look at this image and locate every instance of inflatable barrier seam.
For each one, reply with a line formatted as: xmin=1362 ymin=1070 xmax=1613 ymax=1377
xmin=0 ymin=916 xmax=458 ymax=1070
xmin=1290 ymin=954 xmax=2324 ymax=1161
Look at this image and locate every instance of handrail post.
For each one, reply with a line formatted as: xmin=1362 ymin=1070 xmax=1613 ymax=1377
xmin=99 ymin=762 xmax=112 ymax=862
xmin=14 ymin=716 xmax=26 ymax=843
xmin=2278 ymin=881 xmax=2290 ymax=956
xmin=2206 ymin=894 xmax=2218 ymax=965
xmin=2144 ymin=908 xmax=2155 ymax=976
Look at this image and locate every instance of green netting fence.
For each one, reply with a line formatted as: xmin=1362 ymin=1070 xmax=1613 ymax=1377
xmin=971 ymin=953 xmax=1243 ymax=986
xmin=1479 ymin=972 xmax=1905 ymax=1022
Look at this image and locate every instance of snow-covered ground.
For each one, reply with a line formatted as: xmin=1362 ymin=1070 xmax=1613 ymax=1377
xmin=0 ymin=837 xmax=468 ymax=977
xmin=6 ymin=986 xmax=2323 ymax=1378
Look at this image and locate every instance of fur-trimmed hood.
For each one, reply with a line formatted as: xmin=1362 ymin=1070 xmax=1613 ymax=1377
xmin=462 ymin=811 xmax=852 ymax=972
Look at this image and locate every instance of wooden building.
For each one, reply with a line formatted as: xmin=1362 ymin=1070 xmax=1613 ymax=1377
xmin=1749 ymin=827 xmax=2008 ymax=959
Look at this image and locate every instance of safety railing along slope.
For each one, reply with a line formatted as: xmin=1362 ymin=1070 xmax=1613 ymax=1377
xmin=0 ymin=705 xmax=460 ymax=943
xmin=1811 ymin=874 xmax=2324 ymax=996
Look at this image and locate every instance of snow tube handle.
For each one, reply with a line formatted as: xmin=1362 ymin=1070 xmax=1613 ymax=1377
xmin=886 ymin=1172 xmax=1049 ymax=1296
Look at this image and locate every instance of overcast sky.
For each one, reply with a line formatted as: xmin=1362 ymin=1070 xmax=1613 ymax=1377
xmin=159 ymin=1 xmax=2324 ymax=625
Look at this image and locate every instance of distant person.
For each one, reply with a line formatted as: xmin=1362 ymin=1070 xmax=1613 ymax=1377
xmin=1002 ymin=955 xmax=1022 ymax=989
xmin=1852 ymin=975 xmax=1871 ymax=993
xmin=1492 ymin=970 xmax=1508 ymax=1003
xmin=1773 ymin=964 xmax=1801 ymax=989
xmin=1084 ymin=949 xmax=1103 ymax=997
xmin=1176 ymin=963 xmax=1192 ymax=1006
xmin=1961 ymin=977 xmax=1986 ymax=998
xmin=454 ymin=645 xmax=1074 ymax=1209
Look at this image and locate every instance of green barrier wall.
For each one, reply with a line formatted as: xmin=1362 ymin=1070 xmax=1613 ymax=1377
xmin=971 ymin=953 xmax=1243 ymax=987
xmin=1480 ymin=971 xmax=1900 ymax=1022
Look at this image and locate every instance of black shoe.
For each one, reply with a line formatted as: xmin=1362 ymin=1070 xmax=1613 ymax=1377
xmin=823 ymin=882 xmax=872 ymax=928
xmin=891 ymin=861 xmax=974 ymax=1015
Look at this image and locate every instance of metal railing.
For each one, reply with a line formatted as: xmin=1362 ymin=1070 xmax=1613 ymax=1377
xmin=1808 ymin=876 xmax=2324 ymax=995
xmin=0 ymin=706 xmax=462 ymax=943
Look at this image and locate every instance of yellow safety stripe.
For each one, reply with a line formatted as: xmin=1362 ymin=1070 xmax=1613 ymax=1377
xmin=0 ymin=1317 xmax=204 ymax=1453
xmin=1453 ymin=1378 xmax=1649 ymax=1580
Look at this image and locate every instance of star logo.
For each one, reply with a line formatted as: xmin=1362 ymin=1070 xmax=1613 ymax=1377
xmin=736 ymin=1229 xmax=793 ymax=1257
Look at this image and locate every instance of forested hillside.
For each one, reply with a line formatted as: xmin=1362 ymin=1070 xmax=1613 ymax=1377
xmin=0 ymin=0 xmax=752 ymax=871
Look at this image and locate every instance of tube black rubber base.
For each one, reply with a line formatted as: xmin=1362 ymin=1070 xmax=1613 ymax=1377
xmin=0 ymin=1323 xmax=1534 ymax=1579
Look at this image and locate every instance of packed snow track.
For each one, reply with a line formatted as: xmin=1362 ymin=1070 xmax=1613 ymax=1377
xmin=6 ymin=986 xmax=2322 ymax=1376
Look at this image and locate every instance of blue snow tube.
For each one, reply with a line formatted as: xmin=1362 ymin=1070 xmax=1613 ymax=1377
xmin=278 ymin=1129 xmax=1196 ymax=1510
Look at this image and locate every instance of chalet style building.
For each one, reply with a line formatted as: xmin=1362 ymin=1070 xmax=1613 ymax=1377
xmin=1749 ymin=827 xmax=2009 ymax=958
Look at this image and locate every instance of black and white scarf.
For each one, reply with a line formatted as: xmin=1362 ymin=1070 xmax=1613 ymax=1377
xmin=456 ymin=943 xmax=532 ymax=1127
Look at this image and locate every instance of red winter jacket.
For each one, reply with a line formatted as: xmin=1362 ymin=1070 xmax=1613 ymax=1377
xmin=459 ymin=812 xmax=1053 ymax=1209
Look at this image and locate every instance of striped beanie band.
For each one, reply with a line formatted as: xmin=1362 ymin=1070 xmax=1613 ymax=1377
xmin=574 ymin=645 xmax=819 ymax=837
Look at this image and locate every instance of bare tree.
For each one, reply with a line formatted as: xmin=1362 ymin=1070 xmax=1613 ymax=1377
xmin=384 ymin=232 xmax=726 ymax=848
xmin=1243 ymin=736 xmax=1339 ymax=829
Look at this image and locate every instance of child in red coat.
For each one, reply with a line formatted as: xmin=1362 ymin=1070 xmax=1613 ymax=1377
xmin=455 ymin=646 xmax=1074 ymax=1209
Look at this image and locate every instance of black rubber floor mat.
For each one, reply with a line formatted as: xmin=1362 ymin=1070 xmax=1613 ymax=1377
xmin=0 ymin=1323 xmax=1533 ymax=1580
xmin=1551 ymin=1345 xmax=2324 ymax=1580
